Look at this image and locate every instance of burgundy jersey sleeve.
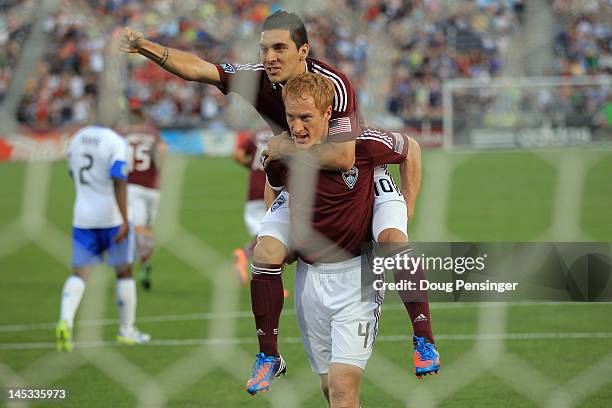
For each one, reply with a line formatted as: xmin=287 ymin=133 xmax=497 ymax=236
xmin=309 ymin=58 xmax=363 ymax=143
xmin=214 ymin=63 xmax=265 ymax=96
xmin=358 ymin=128 xmax=410 ymax=166
xmin=264 ymin=160 xmax=287 ymax=191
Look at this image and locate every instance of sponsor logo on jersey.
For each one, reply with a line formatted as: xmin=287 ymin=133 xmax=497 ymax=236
xmin=342 ymin=166 xmax=359 ymax=189
xmin=271 ymin=194 xmax=287 ymax=212
xmin=220 ymin=63 xmax=236 ymax=74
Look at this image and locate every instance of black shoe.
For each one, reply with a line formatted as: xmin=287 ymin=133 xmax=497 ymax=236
xmin=140 ymin=263 xmax=152 ymax=291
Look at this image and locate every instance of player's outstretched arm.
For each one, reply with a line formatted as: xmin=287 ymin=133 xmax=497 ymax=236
xmin=265 ymin=132 xmax=355 ymax=172
xmin=113 ymin=177 xmax=130 ymax=242
xmin=119 ymin=27 xmax=221 ymax=85
xmin=400 ymin=137 xmax=422 ymax=221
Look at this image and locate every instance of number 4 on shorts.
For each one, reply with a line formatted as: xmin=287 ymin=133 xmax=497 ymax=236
xmin=358 ymin=322 xmax=371 ymax=348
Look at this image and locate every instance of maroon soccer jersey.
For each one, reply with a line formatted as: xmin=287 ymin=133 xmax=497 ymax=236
xmin=236 ymin=128 xmax=273 ymax=201
xmin=215 ymin=58 xmax=363 ymax=142
xmin=266 ymin=128 xmax=410 ymax=263
xmin=120 ymin=124 xmax=161 ymax=189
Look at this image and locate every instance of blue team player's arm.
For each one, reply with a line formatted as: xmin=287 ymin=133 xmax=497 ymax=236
xmin=110 ymin=160 xmax=130 ymax=243
xmin=67 ymin=152 xmax=73 ymax=178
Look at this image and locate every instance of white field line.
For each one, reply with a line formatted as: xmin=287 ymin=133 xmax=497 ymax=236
xmin=1 ymin=332 xmax=612 ymax=351
xmin=0 ymin=302 xmax=609 ymax=333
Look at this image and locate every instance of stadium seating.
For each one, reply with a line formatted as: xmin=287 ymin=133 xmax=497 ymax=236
xmin=1 ymin=0 xmax=609 ymax=129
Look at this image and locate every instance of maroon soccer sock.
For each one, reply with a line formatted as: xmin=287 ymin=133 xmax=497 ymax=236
xmin=390 ymin=246 xmax=435 ymax=343
xmin=250 ymin=262 xmax=284 ymax=356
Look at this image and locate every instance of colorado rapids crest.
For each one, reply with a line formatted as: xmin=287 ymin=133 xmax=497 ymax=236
xmin=342 ymin=166 xmax=359 ymax=189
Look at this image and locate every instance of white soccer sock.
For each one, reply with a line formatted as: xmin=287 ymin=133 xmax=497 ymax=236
xmin=60 ymin=275 xmax=86 ymax=327
xmin=116 ymin=278 xmax=136 ymax=332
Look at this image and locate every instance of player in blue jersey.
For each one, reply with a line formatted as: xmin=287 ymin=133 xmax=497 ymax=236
xmin=56 ymin=125 xmax=150 ymax=351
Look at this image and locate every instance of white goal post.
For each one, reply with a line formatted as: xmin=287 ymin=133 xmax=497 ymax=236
xmin=442 ymin=75 xmax=612 ymax=150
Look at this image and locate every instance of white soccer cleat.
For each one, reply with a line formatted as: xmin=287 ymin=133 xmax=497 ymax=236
xmin=116 ymin=327 xmax=151 ymax=345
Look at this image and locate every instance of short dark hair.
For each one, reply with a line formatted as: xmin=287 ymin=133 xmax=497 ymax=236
xmin=262 ymin=11 xmax=308 ymax=49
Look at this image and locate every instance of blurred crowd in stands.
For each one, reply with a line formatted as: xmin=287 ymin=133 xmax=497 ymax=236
xmin=1 ymin=0 xmax=610 ymax=130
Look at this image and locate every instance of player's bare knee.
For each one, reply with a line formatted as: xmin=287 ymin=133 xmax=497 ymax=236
xmin=377 ymin=227 xmax=408 ymax=244
xmin=134 ymin=225 xmax=147 ymax=234
xmin=115 ymin=264 xmax=133 ymax=279
xmin=253 ymin=236 xmax=287 ymax=264
xmin=72 ymin=268 xmax=90 ymax=281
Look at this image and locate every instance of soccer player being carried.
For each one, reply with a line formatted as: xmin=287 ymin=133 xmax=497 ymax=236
xmin=56 ymin=118 xmax=150 ymax=352
xmin=119 ymin=10 xmax=438 ymax=391
xmin=118 ymin=102 xmax=167 ymax=291
xmin=266 ymin=72 xmax=438 ymax=406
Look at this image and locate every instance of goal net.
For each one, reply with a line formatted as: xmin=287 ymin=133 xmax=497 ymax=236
xmin=442 ymin=75 xmax=612 ymax=149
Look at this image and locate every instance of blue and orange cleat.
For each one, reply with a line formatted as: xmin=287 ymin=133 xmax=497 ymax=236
xmin=245 ymin=352 xmax=287 ymax=395
xmin=413 ymin=335 xmax=440 ymax=378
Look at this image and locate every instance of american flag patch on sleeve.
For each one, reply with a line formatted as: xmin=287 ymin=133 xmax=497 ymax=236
xmin=392 ymin=132 xmax=405 ymax=154
xmin=329 ymin=117 xmax=352 ymax=136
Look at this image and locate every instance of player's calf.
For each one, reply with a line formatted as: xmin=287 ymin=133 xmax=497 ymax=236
xmin=56 ymin=272 xmax=87 ymax=352
xmin=250 ymin=236 xmax=288 ymax=354
xmin=135 ymin=226 xmax=155 ymax=262
xmin=377 ymin=227 xmax=438 ymax=376
xmin=327 ymin=363 xmax=362 ymax=408
xmin=135 ymin=227 xmax=155 ymax=290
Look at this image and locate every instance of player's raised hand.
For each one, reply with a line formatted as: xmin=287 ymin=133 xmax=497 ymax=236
xmin=113 ymin=222 xmax=129 ymax=243
xmin=118 ymin=27 xmax=144 ymax=53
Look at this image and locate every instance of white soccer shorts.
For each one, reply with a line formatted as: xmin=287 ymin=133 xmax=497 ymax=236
xmin=373 ymin=166 xmax=407 ymax=240
xmin=127 ymin=184 xmax=160 ymax=227
xmin=294 ymin=256 xmax=384 ymax=374
xmin=258 ymin=190 xmax=291 ymax=248
xmin=244 ymin=199 xmax=267 ymax=237
xmin=257 ymin=170 xmax=407 ymax=245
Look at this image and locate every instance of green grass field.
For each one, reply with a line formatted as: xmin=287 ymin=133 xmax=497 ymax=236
xmin=1 ymin=149 xmax=611 ymax=407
